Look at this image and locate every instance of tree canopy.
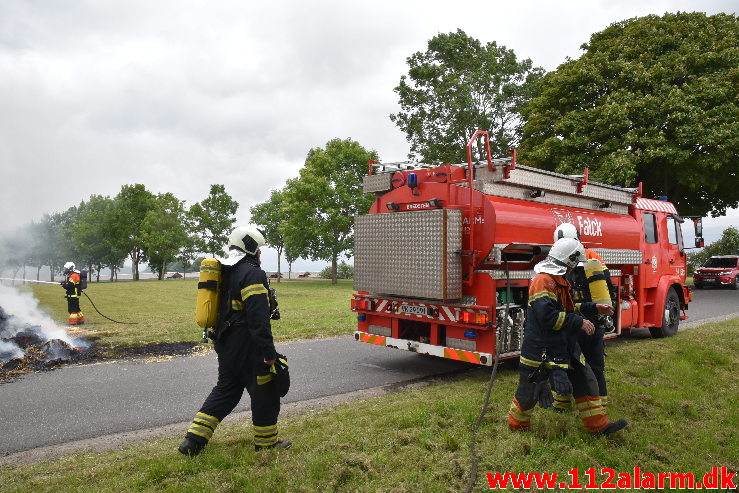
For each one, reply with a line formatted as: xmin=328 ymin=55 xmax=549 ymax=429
xmin=282 ymin=138 xmax=377 ymax=283
xmin=519 ymin=12 xmax=739 ymax=217
xmin=391 ymin=29 xmax=544 ymax=163
xmin=189 ymin=184 xmax=239 ymax=257
xmin=250 ymin=189 xmax=287 ymax=282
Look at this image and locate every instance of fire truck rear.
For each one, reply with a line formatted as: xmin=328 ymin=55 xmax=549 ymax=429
xmin=351 ymin=131 xmax=703 ymax=365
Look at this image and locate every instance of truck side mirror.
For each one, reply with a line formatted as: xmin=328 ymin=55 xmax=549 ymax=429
xmin=695 ymin=237 xmax=704 ymax=248
xmin=693 ymin=217 xmax=703 ymax=236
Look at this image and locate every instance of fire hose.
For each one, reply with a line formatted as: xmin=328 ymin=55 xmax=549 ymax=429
xmin=0 ymin=278 xmax=138 ymax=325
xmin=464 ymin=260 xmax=509 ymax=493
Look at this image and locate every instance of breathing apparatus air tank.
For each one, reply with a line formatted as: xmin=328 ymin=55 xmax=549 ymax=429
xmin=583 ymin=258 xmax=611 ymax=304
xmin=196 ymin=258 xmax=222 ymax=341
xmin=584 ymin=257 xmax=616 ymax=332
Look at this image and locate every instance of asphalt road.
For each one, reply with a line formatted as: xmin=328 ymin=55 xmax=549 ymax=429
xmin=1 ymin=287 xmax=737 ymax=457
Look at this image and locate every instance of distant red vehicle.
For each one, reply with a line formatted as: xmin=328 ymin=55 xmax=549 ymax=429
xmin=298 ymin=272 xmax=311 ymax=278
xmin=694 ymin=256 xmax=739 ymax=290
xmin=167 ymin=272 xmax=183 ymax=279
xmin=268 ymin=273 xmax=283 ymax=279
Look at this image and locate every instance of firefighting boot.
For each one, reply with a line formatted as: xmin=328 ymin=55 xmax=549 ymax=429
xmin=178 ymin=436 xmax=206 ymax=457
xmin=594 ymin=419 xmax=628 ymax=436
xmin=255 ymin=439 xmax=292 ymax=451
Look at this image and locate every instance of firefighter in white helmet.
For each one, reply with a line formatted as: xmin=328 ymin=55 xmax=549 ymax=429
xmin=508 ymin=238 xmax=627 ymax=435
xmin=552 ymin=223 xmax=616 ymax=409
xmin=60 ymin=262 xmax=85 ymax=325
xmin=179 ymin=225 xmax=291 ymax=456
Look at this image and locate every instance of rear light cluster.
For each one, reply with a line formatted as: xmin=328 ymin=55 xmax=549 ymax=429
xmin=459 ymin=311 xmax=488 ymax=325
xmin=351 ymin=298 xmax=374 ymax=311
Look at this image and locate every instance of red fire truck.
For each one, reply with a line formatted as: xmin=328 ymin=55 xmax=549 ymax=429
xmin=351 ymin=131 xmax=703 ymax=365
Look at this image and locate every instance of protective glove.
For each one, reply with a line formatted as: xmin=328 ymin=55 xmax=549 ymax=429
xmin=534 ymin=380 xmax=554 ymax=409
xmin=550 ymin=367 xmax=573 ymax=396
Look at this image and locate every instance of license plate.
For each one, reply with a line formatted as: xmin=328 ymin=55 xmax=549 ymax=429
xmin=400 ymin=305 xmax=428 ymax=316
xmin=704 ymin=278 xmax=716 ymax=282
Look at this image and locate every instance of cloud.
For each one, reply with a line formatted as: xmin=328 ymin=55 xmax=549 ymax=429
xmin=1 ymin=0 xmax=736 ymax=255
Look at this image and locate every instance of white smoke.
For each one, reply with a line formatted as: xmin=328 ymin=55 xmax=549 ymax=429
xmin=0 ymin=283 xmax=87 ymax=361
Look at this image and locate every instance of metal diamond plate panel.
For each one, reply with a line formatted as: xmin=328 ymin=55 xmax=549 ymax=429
xmin=354 ymin=209 xmax=462 ymax=300
xmin=592 ymin=249 xmax=643 ymax=265
xmin=363 ymin=173 xmax=393 ymax=193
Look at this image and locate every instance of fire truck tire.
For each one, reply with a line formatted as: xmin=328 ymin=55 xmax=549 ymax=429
xmin=731 ymin=277 xmax=738 ymax=290
xmin=649 ymin=289 xmax=680 ymax=338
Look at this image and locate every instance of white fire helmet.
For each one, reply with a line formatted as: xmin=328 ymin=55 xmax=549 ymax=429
xmin=535 ymin=238 xmax=584 ymax=275
xmin=228 ymin=225 xmax=266 ymax=255
xmin=63 ymin=262 xmax=76 ymax=274
xmin=553 ymin=222 xmax=580 ymax=242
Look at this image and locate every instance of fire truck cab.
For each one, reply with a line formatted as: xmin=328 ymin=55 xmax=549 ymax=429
xmin=351 ymin=131 xmax=702 ymax=365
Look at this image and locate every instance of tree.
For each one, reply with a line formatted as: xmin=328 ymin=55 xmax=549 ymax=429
xmin=142 ymin=193 xmax=188 ymax=280
xmin=112 ymin=184 xmax=156 ymax=281
xmin=282 ymin=138 xmax=377 ymax=284
xmin=190 ymin=184 xmax=239 ymax=257
xmin=71 ymin=195 xmax=127 ymax=282
xmin=250 ymin=189 xmax=287 ymax=283
xmin=284 ymin=242 xmax=300 ymax=280
xmin=391 ymin=29 xmax=544 ymax=163
xmin=175 ymin=223 xmax=201 ymax=280
xmin=519 ymin=12 xmax=739 ymax=217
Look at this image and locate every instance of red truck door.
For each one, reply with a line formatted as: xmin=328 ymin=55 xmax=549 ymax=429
xmin=640 ymin=211 xmax=661 ymax=289
xmin=665 ymin=215 xmax=687 ymax=279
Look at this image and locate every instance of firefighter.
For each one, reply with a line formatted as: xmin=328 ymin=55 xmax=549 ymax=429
xmin=553 ymin=222 xmax=616 ymax=408
xmin=178 ymin=225 xmax=291 ymax=456
xmin=508 ymin=237 xmax=627 ymax=435
xmin=61 ymin=262 xmax=85 ymax=325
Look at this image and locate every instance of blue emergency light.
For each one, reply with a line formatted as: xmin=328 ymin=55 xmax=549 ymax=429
xmin=407 ymin=173 xmax=418 ymax=188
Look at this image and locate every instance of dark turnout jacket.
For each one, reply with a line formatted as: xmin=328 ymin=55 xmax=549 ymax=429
xmin=220 ymin=255 xmax=277 ymax=363
xmin=520 ymin=272 xmax=597 ymax=369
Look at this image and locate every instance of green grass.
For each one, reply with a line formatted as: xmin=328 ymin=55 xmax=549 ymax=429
xmin=24 ymin=279 xmax=356 ymax=350
xmin=1 ymin=318 xmax=737 ymax=492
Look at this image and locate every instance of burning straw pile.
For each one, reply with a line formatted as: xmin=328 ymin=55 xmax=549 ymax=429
xmin=0 ymin=286 xmax=93 ymax=379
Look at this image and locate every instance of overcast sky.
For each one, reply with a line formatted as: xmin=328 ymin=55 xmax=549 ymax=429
xmin=1 ymin=0 xmax=736 ymax=272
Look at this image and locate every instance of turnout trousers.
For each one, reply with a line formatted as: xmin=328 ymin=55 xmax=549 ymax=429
xmin=509 ymin=362 xmax=609 ymax=434
xmin=65 ymin=296 xmax=85 ymax=325
xmin=184 ymin=327 xmax=281 ymax=448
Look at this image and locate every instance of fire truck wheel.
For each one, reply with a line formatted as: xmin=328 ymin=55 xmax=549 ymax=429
xmin=732 ymin=277 xmax=738 ymax=290
xmin=649 ymin=289 xmax=680 ymax=338
xmin=694 ymin=283 xmax=703 ymax=290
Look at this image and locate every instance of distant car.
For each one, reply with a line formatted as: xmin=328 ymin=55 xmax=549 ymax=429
xmin=268 ymin=273 xmax=283 ymax=279
xmin=298 ymin=272 xmax=311 ymax=278
xmin=166 ymin=272 xmax=183 ymax=279
xmin=694 ymin=255 xmax=739 ymax=290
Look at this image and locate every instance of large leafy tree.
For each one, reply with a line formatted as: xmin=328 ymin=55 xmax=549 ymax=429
xmin=391 ymin=29 xmax=544 ymax=163
xmin=141 ymin=193 xmax=188 ymax=280
xmin=112 ymin=184 xmax=156 ymax=280
xmin=519 ymin=12 xmax=739 ymax=217
xmin=71 ymin=195 xmax=128 ymax=282
xmin=189 ymin=184 xmax=239 ymax=257
xmin=283 ymin=138 xmax=378 ymax=283
xmin=250 ymin=189 xmax=287 ymax=283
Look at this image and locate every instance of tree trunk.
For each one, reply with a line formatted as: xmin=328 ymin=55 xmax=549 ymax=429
xmin=36 ymin=265 xmax=41 ymax=281
xmin=49 ymin=260 xmax=55 ymax=282
xmin=276 ymin=249 xmax=282 ymax=283
xmin=331 ymin=256 xmax=338 ymax=285
xmin=288 ymin=261 xmax=292 ymax=280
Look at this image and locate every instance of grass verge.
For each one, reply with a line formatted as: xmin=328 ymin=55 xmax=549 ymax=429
xmin=1 ymin=318 xmax=737 ymax=492
xmin=23 ymin=279 xmax=355 ymax=351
